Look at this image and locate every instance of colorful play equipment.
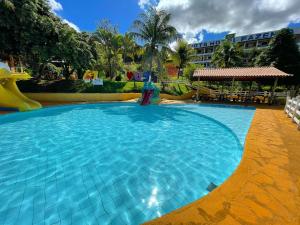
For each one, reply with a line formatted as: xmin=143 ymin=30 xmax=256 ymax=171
xmin=83 ymin=70 xmax=98 ymax=81
xmin=139 ymin=72 xmax=160 ymax=105
xmin=0 ymin=67 xmax=42 ymax=112
xmin=126 ymin=71 xmax=143 ymax=81
xmin=126 ymin=71 xmax=134 ymax=80
xmin=134 ymin=72 xmax=142 ymax=81
xmin=83 ymin=70 xmax=103 ymax=86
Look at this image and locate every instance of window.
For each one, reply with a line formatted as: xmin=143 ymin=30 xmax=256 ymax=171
xmin=257 ymin=41 xmax=269 ymax=47
xmin=244 ymin=41 xmax=257 ymax=49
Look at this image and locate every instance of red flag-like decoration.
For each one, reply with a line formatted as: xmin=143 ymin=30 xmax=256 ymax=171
xmin=127 ymin=71 xmax=134 ymax=80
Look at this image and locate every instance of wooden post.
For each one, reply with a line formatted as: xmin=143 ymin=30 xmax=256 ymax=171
xmin=230 ymin=78 xmax=235 ymax=100
xmin=196 ymin=76 xmax=200 ymax=101
xmin=248 ymin=81 xmax=253 ymax=102
xmin=271 ymin=77 xmax=278 ymax=104
xmin=19 ymin=56 xmax=23 ymax=73
xmin=297 ymin=99 xmax=300 ymax=131
xmin=249 ymin=81 xmax=253 ymax=91
xmin=8 ymin=55 xmax=15 ymax=72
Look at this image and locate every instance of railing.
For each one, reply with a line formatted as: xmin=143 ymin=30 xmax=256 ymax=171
xmin=202 ymin=90 xmax=288 ymax=103
xmin=207 ymin=90 xmax=288 ymax=97
xmin=158 ymin=82 xmax=288 ymax=104
xmin=161 ymin=80 xmax=189 ymax=84
xmin=285 ymin=95 xmax=300 ymax=130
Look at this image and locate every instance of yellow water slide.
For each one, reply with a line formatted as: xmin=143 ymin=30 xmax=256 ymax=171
xmin=0 ymin=68 xmax=42 ymax=111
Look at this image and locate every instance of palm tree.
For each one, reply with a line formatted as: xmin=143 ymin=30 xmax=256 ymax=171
xmin=93 ymin=21 xmax=123 ymax=79
xmin=171 ymin=40 xmax=196 ymax=78
xmin=121 ymin=33 xmax=137 ymax=63
xmin=212 ymin=40 xmax=243 ymax=68
xmin=130 ymin=7 xmax=178 ymax=74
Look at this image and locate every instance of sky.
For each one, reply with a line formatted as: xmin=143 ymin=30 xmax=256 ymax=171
xmin=49 ymin=0 xmax=300 ymax=43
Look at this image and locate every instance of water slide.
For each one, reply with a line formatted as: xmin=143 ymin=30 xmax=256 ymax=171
xmin=141 ymin=90 xmax=154 ymax=105
xmin=0 ymin=68 xmax=42 ymax=111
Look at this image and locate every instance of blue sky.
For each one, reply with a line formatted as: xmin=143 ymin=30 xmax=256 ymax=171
xmin=54 ymin=0 xmax=142 ymax=34
xmin=51 ymin=0 xmax=300 ymax=43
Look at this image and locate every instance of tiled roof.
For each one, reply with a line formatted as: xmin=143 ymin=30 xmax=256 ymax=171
xmin=193 ymin=67 xmax=292 ymax=80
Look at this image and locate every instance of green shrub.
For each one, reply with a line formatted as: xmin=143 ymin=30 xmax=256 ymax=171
xmin=18 ymin=80 xmax=144 ymax=93
xmin=17 ymin=79 xmax=191 ymax=95
xmin=17 ymin=80 xmax=89 ymax=93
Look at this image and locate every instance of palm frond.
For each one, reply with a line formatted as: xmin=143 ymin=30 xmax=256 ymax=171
xmin=1 ymin=0 xmax=15 ymax=10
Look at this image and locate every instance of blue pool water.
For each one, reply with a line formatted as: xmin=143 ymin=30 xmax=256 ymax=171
xmin=0 ymin=103 xmax=255 ymax=225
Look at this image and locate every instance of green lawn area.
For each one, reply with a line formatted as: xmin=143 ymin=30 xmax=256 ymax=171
xmin=157 ymin=82 xmax=191 ymax=95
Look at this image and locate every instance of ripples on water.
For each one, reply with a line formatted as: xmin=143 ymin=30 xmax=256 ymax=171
xmin=0 ymin=103 xmax=255 ymax=225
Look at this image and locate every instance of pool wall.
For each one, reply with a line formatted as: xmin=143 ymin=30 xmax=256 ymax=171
xmin=23 ymin=91 xmax=196 ymax=102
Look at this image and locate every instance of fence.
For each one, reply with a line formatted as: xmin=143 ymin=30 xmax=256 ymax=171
xmin=285 ymin=95 xmax=300 ymax=130
xmin=200 ymin=89 xmax=288 ymax=104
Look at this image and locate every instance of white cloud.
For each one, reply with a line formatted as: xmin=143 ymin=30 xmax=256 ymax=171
xmin=138 ymin=0 xmax=152 ymax=9
xmin=182 ymin=31 xmax=204 ymax=44
xmin=63 ymin=19 xmax=80 ymax=32
xmin=138 ymin=0 xmax=300 ymax=43
xmin=47 ymin=0 xmax=80 ymax=32
xmin=158 ymin=0 xmax=190 ymax=10
xmin=48 ymin=0 xmax=63 ymax=12
xmin=256 ymin=0 xmax=293 ymax=12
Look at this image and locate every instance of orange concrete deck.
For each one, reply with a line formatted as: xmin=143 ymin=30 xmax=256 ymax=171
xmin=144 ymin=107 xmax=300 ymax=225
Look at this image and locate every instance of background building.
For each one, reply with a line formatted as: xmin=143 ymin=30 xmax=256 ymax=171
xmin=191 ymin=28 xmax=300 ymax=68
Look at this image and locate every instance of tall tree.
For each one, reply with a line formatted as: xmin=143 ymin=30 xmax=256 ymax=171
xmin=130 ymin=7 xmax=178 ymax=74
xmin=0 ymin=0 xmax=97 ymax=79
xmin=171 ymin=40 xmax=196 ymax=78
xmin=121 ymin=33 xmax=137 ymax=63
xmin=255 ymin=28 xmax=300 ymax=86
xmin=0 ymin=0 xmax=59 ymax=72
xmin=244 ymin=47 xmax=262 ymax=67
xmin=183 ymin=63 xmax=203 ymax=84
xmin=93 ymin=20 xmax=123 ymax=79
xmin=212 ymin=40 xmax=243 ymax=68
xmin=55 ymin=26 xmax=97 ymax=79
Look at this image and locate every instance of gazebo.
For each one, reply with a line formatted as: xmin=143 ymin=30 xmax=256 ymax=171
xmin=193 ymin=67 xmax=292 ymax=102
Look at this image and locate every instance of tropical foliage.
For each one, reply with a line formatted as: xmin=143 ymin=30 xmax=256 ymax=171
xmin=244 ymin=48 xmax=263 ymax=67
xmin=0 ymin=2 xmax=181 ymax=83
xmin=183 ymin=63 xmax=203 ymax=83
xmin=0 ymin=0 xmax=98 ymax=78
xmin=130 ymin=7 xmax=178 ymax=74
xmin=93 ymin=20 xmax=124 ymax=79
xmin=212 ymin=40 xmax=243 ymax=68
xmin=121 ymin=33 xmax=140 ymax=63
xmin=255 ymin=28 xmax=300 ymax=86
xmin=171 ymin=40 xmax=196 ymax=78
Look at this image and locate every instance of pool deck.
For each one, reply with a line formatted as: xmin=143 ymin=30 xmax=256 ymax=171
xmin=1 ymin=102 xmax=300 ymax=225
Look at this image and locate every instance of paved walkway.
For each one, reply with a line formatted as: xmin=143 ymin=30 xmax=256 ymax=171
xmin=144 ymin=107 xmax=300 ymax=225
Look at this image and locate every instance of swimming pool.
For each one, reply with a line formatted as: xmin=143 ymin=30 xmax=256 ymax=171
xmin=0 ymin=103 xmax=255 ymax=225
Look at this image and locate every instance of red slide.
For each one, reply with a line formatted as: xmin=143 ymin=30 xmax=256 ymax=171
xmin=141 ymin=90 xmax=153 ymax=105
